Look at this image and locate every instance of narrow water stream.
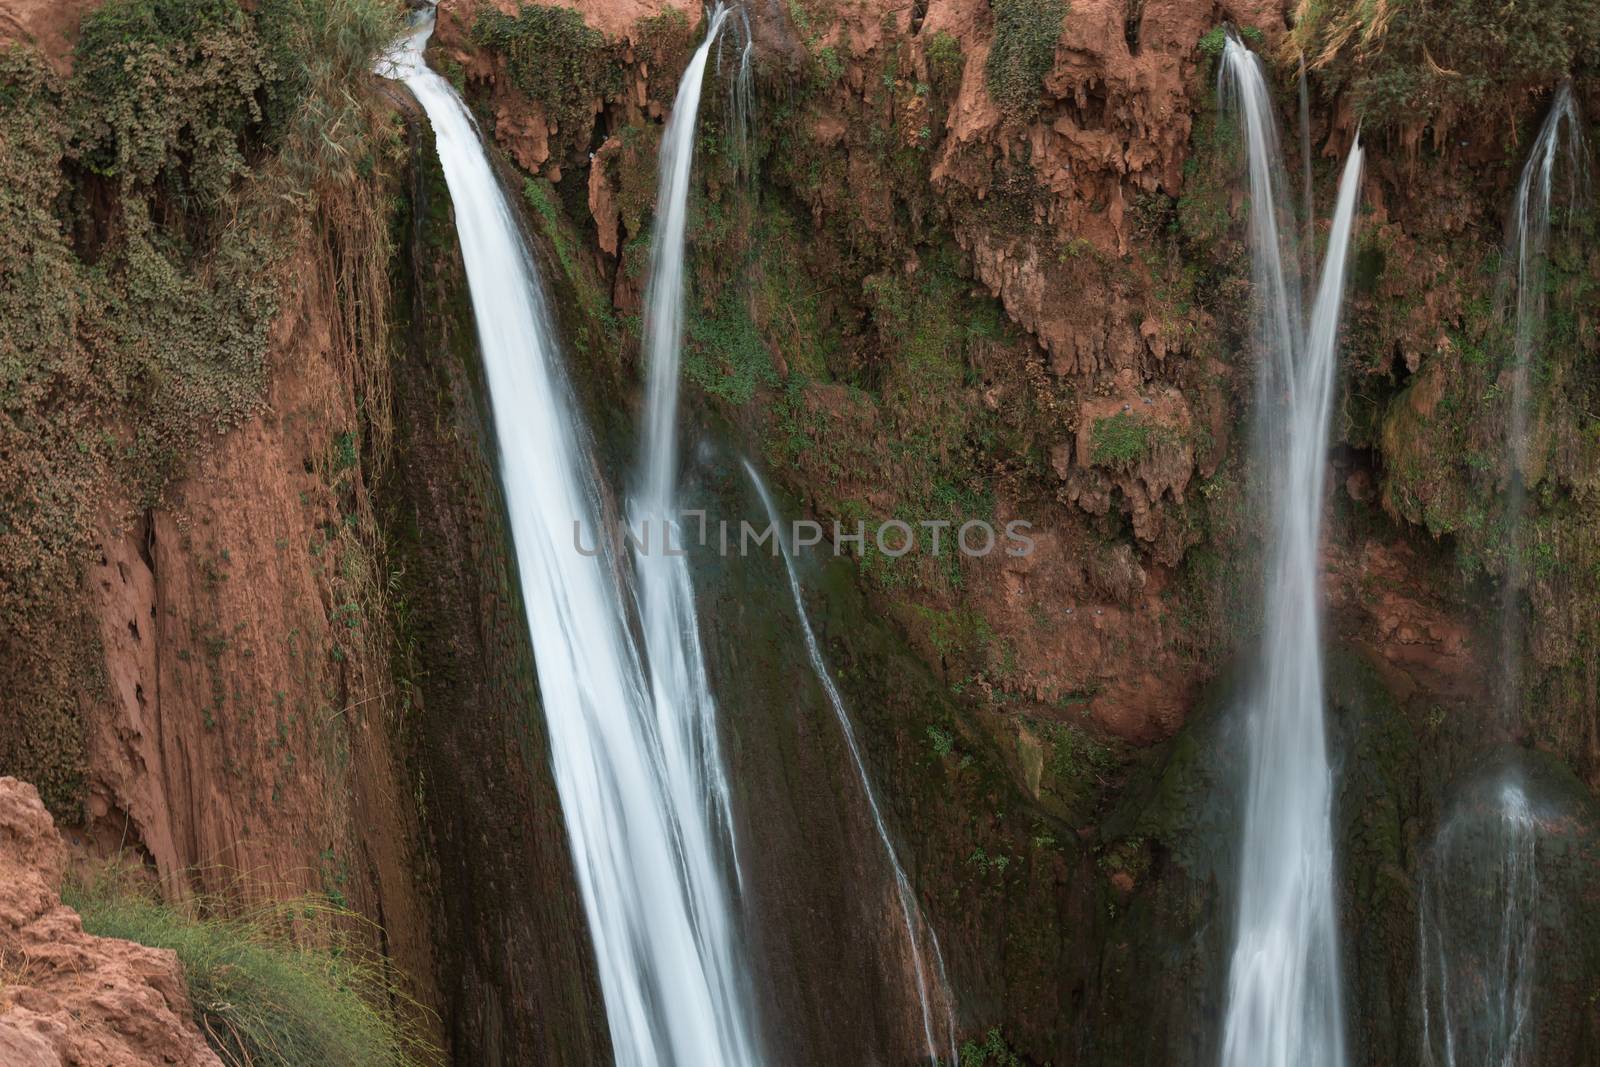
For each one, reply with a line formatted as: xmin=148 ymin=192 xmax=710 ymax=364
xmin=745 ymin=460 xmax=958 ymax=1065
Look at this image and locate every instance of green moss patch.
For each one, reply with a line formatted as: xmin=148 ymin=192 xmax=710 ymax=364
xmin=985 ymin=0 xmax=1066 ymax=118
xmin=1090 ymin=412 xmax=1151 ymax=467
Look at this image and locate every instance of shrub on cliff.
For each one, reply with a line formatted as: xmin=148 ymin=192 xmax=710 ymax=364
xmin=1293 ymin=0 xmax=1600 ymax=138
xmin=255 ymin=0 xmax=402 ymax=176
xmin=0 ymin=0 xmax=400 ymax=813
xmin=472 ymin=4 xmax=619 ymax=146
xmin=71 ymin=0 xmax=266 ymax=208
xmin=65 ymin=876 xmax=435 ymax=1067
xmin=985 ymin=0 xmax=1067 ymax=118
xmin=960 ymin=1027 xmax=1024 ymax=1066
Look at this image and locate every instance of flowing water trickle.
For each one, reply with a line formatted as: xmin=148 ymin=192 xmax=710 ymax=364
xmin=1412 ymin=84 xmax=1592 ymax=1067
xmin=1297 ymin=53 xmax=1315 ymax=258
xmin=1498 ymin=84 xmax=1590 ymax=720
xmin=1418 ymin=782 xmax=1541 ymax=1067
xmin=1217 ymin=34 xmax=1364 ymax=1067
xmin=721 ymin=8 xmax=756 ymax=179
xmin=380 ymin=11 xmax=761 ymax=1065
xmin=745 ymin=461 xmax=959 ymax=1066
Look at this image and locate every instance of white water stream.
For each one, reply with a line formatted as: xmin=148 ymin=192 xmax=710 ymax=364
xmin=1499 ymin=84 xmax=1589 ymax=714
xmin=1218 ymin=35 xmax=1364 ymax=1067
xmin=1413 ymin=84 xmax=1591 ymax=1067
xmin=629 ymin=5 xmax=746 ymax=900
xmin=745 ymin=460 xmax=958 ymax=1065
xmin=1419 ymin=782 xmax=1540 ymax=1067
xmin=381 ymin=11 xmax=761 ymax=1065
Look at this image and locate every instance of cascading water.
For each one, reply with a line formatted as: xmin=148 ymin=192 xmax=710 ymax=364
xmin=1217 ymin=34 xmax=1364 ymax=1067
xmin=629 ymin=8 xmax=747 ymax=909
xmin=721 ymin=8 xmax=756 ymax=179
xmin=1412 ymin=85 xmax=1592 ymax=1067
xmin=637 ymin=2 xmax=735 ymax=512
xmin=1297 ymin=53 xmax=1315 ymax=257
xmin=1497 ymin=84 xmax=1590 ymax=717
xmin=744 ymin=460 xmax=959 ymax=1066
xmin=1418 ymin=782 xmax=1541 ymax=1067
xmin=380 ymin=11 xmax=760 ymax=1065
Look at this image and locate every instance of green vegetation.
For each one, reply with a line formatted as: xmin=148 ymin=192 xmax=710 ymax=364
xmin=472 ymin=4 xmax=617 ymax=149
xmin=1197 ymin=23 xmax=1261 ymax=59
xmin=633 ymin=8 xmax=694 ymax=107
xmin=985 ymin=0 xmax=1067 ymax=117
xmin=1293 ymin=0 xmax=1600 ymax=134
xmin=815 ymin=44 xmax=845 ymax=85
xmin=65 ymin=874 xmax=434 ymax=1067
xmin=522 ymin=178 xmax=617 ymax=355
xmin=686 ymin=289 xmax=776 ymax=405
xmin=1043 ymin=718 xmax=1116 ymax=819
xmin=926 ymin=30 xmax=963 ymax=98
xmin=960 ymin=1027 xmax=1024 ymax=1066
xmin=1175 ymin=110 xmax=1241 ymax=254
xmin=255 ymin=0 xmax=403 ymax=174
xmin=1090 ymin=412 xmax=1151 ymax=466
xmin=70 ymin=0 xmax=264 ymax=204
xmin=0 ymin=0 xmax=400 ymax=812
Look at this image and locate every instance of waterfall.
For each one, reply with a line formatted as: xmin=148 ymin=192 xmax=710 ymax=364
xmin=721 ymin=7 xmax=756 ymax=179
xmin=1217 ymin=34 xmax=1364 ymax=1067
xmin=638 ymin=3 xmax=734 ymax=512
xmin=1412 ymin=84 xmax=1592 ymax=1067
xmin=744 ymin=460 xmax=959 ymax=1066
xmin=1498 ymin=84 xmax=1590 ymax=719
xmin=629 ymin=4 xmax=747 ymax=899
xmin=1418 ymin=782 xmax=1541 ymax=1067
xmin=380 ymin=11 xmax=760 ymax=1065
xmin=625 ymin=4 xmax=767 ymax=1061
xmin=1297 ymin=52 xmax=1315 ymax=259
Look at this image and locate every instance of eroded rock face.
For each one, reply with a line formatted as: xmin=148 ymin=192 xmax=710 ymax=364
xmin=0 ymin=0 xmax=100 ymax=72
xmin=0 ymin=777 xmax=222 ymax=1067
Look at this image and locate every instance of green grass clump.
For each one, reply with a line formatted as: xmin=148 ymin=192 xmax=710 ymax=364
xmin=64 ymin=877 xmax=434 ymax=1067
xmin=1090 ymin=412 xmax=1151 ymax=466
xmin=985 ymin=0 xmax=1067 ymax=118
xmin=254 ymin=0 xmax=402 ymax=174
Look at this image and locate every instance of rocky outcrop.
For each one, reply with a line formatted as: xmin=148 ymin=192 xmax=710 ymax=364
xmin=0 ymin=777 xmax=221 ymax=1067
xmin=437 ymin=0 xmax=1544 ymax=751
xmin=0 ymin=0 xmax=98 ymax=72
